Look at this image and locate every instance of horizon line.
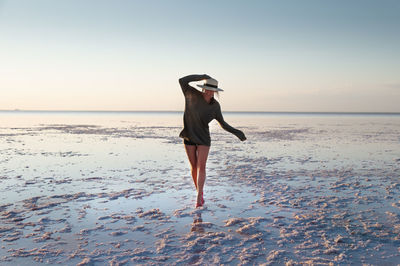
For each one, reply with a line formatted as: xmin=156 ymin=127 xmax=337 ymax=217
xmin=1 ymin=109 xmax=400 ymax=115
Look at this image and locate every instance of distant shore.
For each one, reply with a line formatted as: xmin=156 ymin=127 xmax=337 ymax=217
xmin=1 ymin=109 xmax=400 ymax=116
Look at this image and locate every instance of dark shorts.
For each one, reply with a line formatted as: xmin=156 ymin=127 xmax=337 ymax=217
xmin=184 ymin=139 xmax=198 ymax=146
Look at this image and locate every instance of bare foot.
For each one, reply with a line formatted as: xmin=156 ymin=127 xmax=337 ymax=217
xmin=196 ymin=192 xmax=204 ymax=208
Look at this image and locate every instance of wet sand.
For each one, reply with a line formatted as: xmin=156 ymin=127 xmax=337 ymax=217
xmin=0 ymin=112 xmax=399 ymax=265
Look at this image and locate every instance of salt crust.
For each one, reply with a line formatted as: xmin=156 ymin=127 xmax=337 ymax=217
xmin=1 ymin=119 xmax=400 ymax=264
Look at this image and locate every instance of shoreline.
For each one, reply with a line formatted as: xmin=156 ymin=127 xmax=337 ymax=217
xmin=1 ymin=109 xmax=400 ymax=116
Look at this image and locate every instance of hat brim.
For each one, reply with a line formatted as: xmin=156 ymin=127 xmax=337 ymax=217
xmin=197 ymin=85 xmax=224 ymax=92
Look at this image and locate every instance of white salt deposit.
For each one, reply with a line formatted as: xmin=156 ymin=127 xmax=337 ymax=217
xmin=0 ymin=112 xmax=399 ymax=264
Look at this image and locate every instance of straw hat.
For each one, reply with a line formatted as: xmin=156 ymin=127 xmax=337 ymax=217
xmin=197 ymin=78 xmax=224 ymax=92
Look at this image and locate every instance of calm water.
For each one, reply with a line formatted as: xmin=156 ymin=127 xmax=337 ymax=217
xmin=1 ymin=110 xmax=399 ymax=126
xmin=1 ymin=110 xmax=399 ymax=206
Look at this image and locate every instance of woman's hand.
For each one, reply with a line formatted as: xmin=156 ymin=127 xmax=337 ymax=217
xmin=238 ymin=131 xmax=247 ymax=141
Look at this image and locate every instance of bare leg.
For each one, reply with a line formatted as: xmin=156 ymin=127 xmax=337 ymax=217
xmin=196 ymin=145 xmax=210 ymax=206
xmin=184 ymin=144 xmax=198 ymax=190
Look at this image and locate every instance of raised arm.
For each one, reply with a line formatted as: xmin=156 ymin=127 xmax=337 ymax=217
xmin=215 ymin=104 xmax=246 ymax=141
xmin=179 ymin=74 xmax=211 ymax=95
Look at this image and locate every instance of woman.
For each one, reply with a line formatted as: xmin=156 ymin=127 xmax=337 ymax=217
xmin=179 ymin=74 xmax=246 ymax=207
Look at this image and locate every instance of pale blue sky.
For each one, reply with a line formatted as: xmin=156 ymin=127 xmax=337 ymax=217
xmin=1 ymin=0 xmax=399 ymax=111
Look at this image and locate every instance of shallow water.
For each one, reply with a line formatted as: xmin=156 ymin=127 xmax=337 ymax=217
xmin=1 ymin=111 xmax=400 ymax=265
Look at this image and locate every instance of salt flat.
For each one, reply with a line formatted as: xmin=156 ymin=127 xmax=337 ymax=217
xmin=0 ymin=112 xmax=399 ymax=265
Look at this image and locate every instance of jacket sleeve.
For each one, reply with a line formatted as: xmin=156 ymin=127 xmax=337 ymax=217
xmin=215 ymin=103 xmax=246 ymax=141
xmin=179 ymin=74 xmax=208 ymax=96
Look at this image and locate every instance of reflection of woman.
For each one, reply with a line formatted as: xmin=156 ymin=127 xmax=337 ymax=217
xmin=191 ymin=213 xmax=204 ymax=233
xmin=179 ymin=74 xmax=246 ymax=208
